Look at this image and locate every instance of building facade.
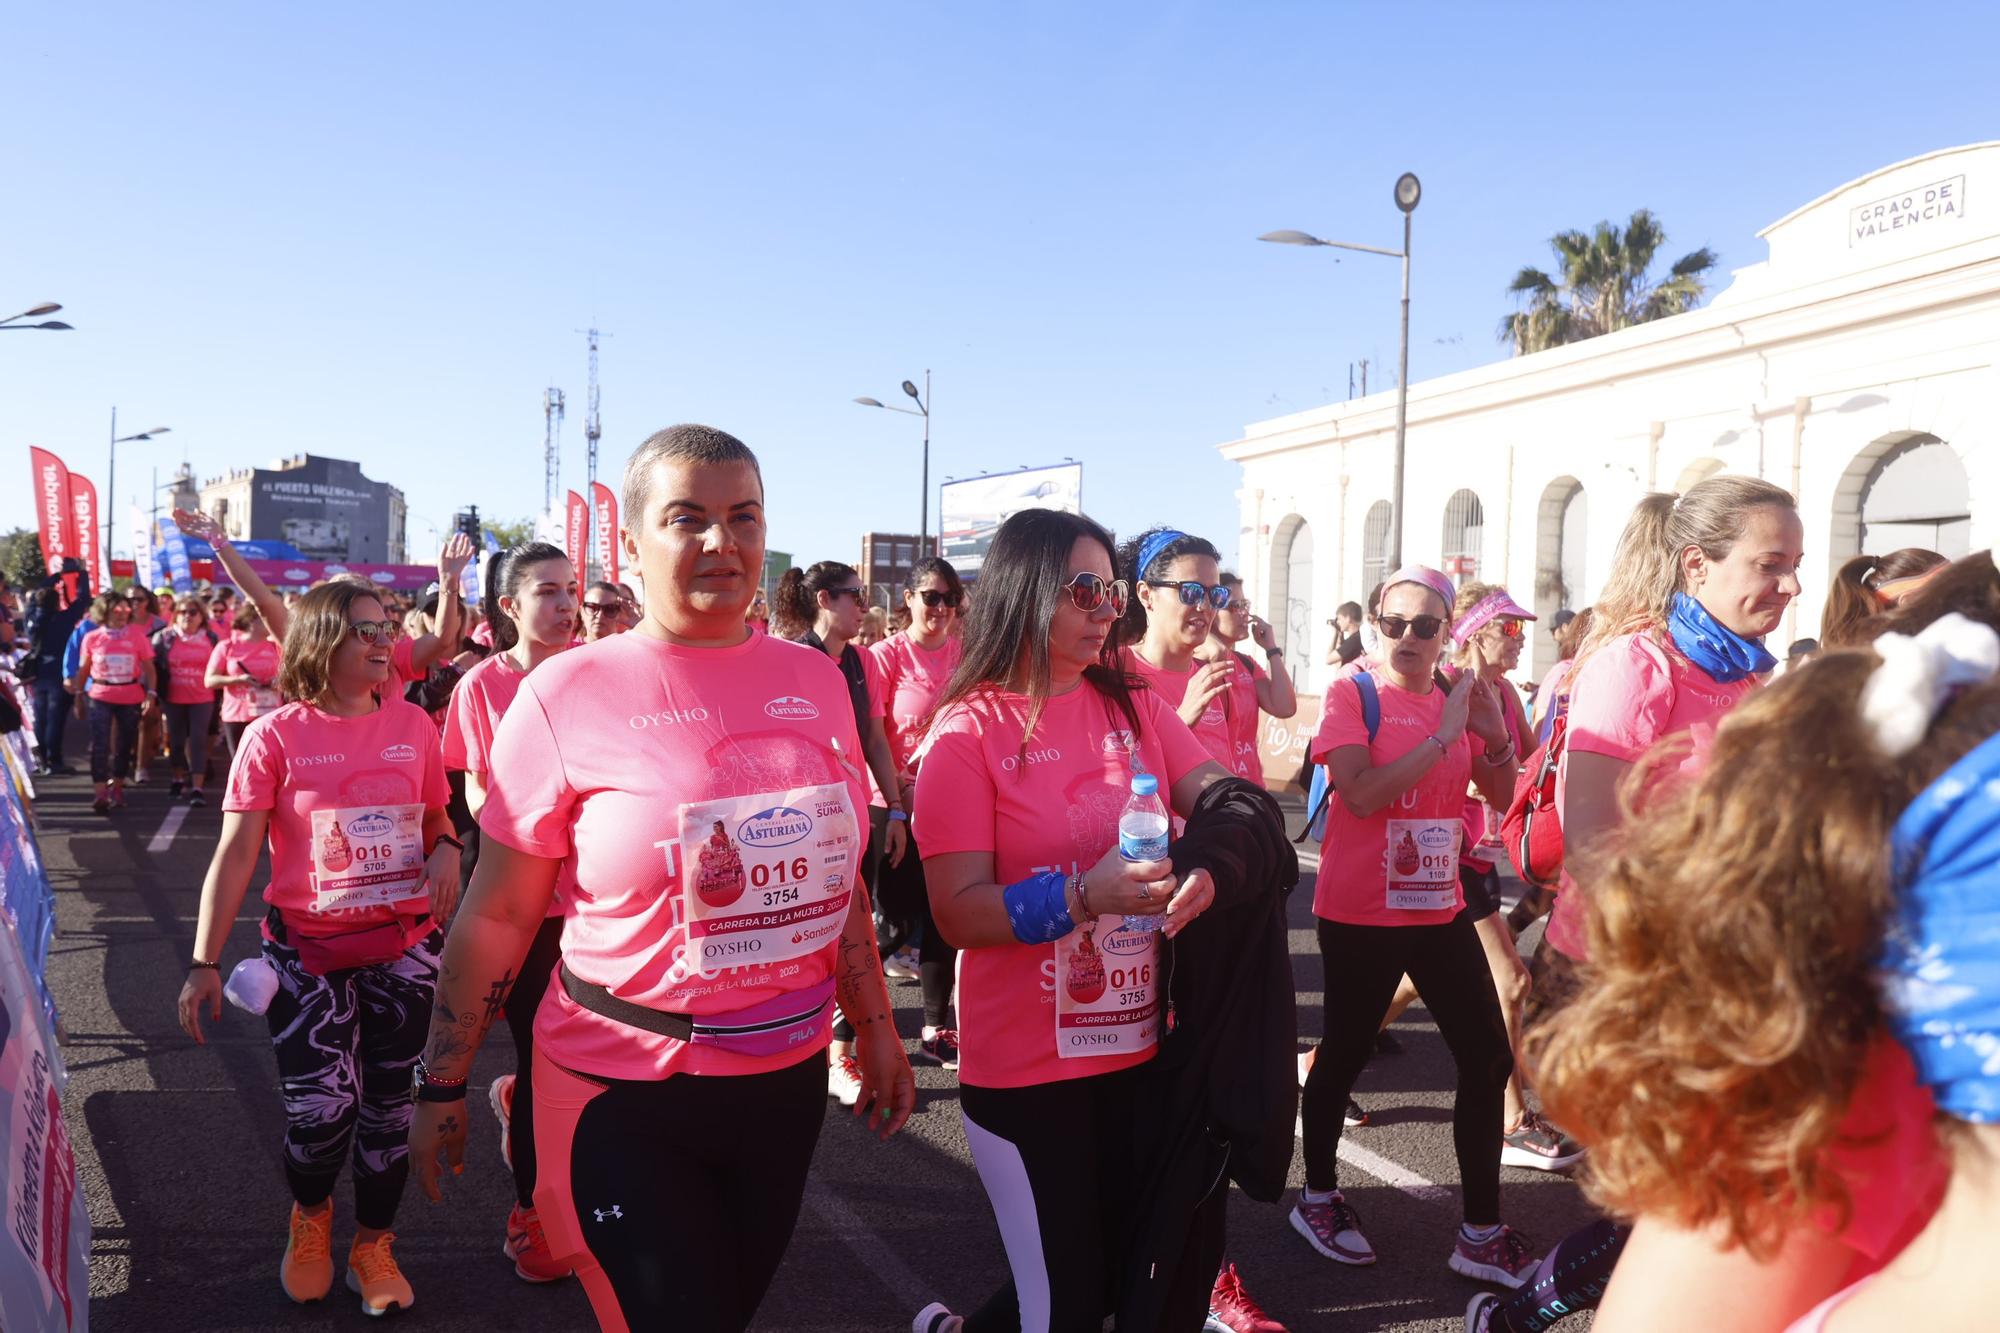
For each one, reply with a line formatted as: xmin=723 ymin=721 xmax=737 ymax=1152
xmin=199 ymin=454 xmax=407 ymax=565
xmin=860 ymin=532 xmax=935 ymax=608
xmin=1221 ymin=144 xmax=2000 ymax=692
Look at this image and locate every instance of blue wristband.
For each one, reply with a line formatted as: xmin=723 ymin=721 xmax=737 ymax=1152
xmin=1003 ymin=871 xmax=1076 ymax=945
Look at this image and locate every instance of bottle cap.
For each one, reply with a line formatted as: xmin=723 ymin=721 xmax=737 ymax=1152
xmin=1130 ymin=773 xmax=1159 ymax=796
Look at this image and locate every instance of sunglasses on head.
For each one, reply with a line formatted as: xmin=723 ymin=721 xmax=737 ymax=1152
xmin=915 ymin=588 xmax=962 ymax=609
xmin=1062 ymin=572 xmax=1129 ymax=617
xmin=1378 ymin=614 xmax=1445 ymax=641
xmin=349 ymin=620 xmax=395 ymax=645
xmin=1145 ymin=579 xmax=1231 ymax=610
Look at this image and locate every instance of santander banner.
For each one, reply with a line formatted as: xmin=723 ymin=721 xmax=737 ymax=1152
xmin=26 ymin=449 xmax=76 ymax=575
xmin=565 ymin=490 xmax=589 ymax=573
xmin=590 ymin=481 xmax=620 ymax=585
xmin=68 ymin=475 xmax=100 ymax=591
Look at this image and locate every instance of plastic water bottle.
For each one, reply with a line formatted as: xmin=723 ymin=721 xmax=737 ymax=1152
xmin=1118 ymin=772 xmax=1171 ymax=933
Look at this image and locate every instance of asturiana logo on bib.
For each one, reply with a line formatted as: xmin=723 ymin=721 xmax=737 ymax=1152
xmin=1416 ymin=825 xmax=1455 ymax=852
xmin=346 ymin=811 xmax=395 ymax=839
xmin=1102 ymin=926 xmax=1151 ymax=956
xmin=764 ymin=696 xmax=819 ymax=721
xmin=380 ymin=744 xmax=417 ymax=763
xmin=738 ymin=806 xmax=813 ymax=848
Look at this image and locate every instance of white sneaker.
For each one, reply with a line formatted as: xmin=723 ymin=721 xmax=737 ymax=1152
xmin=913 ymin=1302 xmax=962 ymax=1333
xmin=489 ymin=1074 xmax=516 ymax=1171
xmin=827 ymin=1052 xmax=863 ymax=1107
xmin=883 ymin=948 xmax=921 ymax=981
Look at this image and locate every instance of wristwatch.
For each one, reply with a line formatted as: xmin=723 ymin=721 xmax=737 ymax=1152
xmin=412 ymin=1055 xmax=469 ymax=1103
xmin=1265 ymin=645 xmax=1284 ymax=658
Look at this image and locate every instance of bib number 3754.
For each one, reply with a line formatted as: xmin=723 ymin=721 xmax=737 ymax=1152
xmin=680 ymin=782 xmax=858 ymax=972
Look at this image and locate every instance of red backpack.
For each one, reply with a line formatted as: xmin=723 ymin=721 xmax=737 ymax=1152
xmin=1501 ymin=709 xmax=1567 ymax=889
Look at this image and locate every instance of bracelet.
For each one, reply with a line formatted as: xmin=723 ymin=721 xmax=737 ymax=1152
xmin=1071 ymin=870 xmax=1097 ymax=922
xmin=887 ymin=809 xmax=908 ymax=823
xmin=1002 ymin=871 xmax=1077 ymax=945
xmin=188 ymin=959 xmax=219 ymax=970
xmin=1424 ymin=734 xmax=1448 ymax=757
xmin=433 ymin=833 xmax=464 ymax=852
xmin=1482 ymin=740 xmax=1518 ymax=767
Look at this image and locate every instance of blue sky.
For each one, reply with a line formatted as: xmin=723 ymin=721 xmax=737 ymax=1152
xmin=5 ymin=2 xmax=1995 ymax=575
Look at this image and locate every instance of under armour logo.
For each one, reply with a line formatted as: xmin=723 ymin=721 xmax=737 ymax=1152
xmin=593 ymin=1205 xmax=623 ymax=1222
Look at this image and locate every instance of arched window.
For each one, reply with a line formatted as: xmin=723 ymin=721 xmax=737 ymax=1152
xmin=1361 ymin=501 xmax=1392 ymax=599
xmin=1861 ymin=435 xmax=1970 ymax=557
xmin=1441 ymin=489 xmax=1485 ymax=587
xmin=1533 ymin=477 xmax=1587 ymax=677
xmin=1285 ymin=521 xmax=1316 ymax=693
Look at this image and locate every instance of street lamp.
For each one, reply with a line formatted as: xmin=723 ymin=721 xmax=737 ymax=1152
xmin=1261 ymin=171 xmax=1421 ymax=566
xmin=0 ymin=301 xmax=73 ymax=332
xmin=109 ymin=409 xmax=171 ymax=563
xmin=853 ymin=369 xmax=932 ymax=553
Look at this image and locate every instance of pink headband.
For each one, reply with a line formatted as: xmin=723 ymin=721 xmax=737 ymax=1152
xmin=1451 ymin=588 xmax=1537 ymax=646
xmin=1382 ymin=565 xmax=1457 ymax=616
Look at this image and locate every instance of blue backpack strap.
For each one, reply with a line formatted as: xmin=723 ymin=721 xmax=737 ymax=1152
xmin=1355 ymin=671 xmax=1381 ymax=743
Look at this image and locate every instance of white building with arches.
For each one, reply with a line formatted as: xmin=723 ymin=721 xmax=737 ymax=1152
xmin=1222 ymin=143 xmax=1999 ymax=695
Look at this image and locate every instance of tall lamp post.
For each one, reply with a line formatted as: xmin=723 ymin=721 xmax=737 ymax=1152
xmin=1261 ymin=171 xmax=1422 ymax=566
xmin=0 ymin=301 xmax=73 ymax=332
xmin=854 ymin=370 xmax=932 ymax=554
xmin=109 ymin=411 xmax=171 ymax=565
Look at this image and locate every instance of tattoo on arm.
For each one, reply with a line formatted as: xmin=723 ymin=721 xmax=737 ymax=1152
xmin=834 ymin=934 xmax=891 ymax=1029
xmin=479 ymin=969 xmax=516 ymax=1027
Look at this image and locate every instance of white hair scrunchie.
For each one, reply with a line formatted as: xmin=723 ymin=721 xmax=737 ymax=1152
xmin=1862 ymin=612 xmax=2000 ymax=757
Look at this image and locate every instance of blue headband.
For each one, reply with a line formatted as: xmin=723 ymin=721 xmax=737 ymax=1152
xmin=1881 ymin=728 xmax=2000 ymax=1124
xmin=1136 ymin=529 xmax=1189 ymax=581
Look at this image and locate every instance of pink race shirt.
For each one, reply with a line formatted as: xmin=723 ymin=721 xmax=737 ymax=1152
xmin=913 ymin=684 xmax=1211 ymax=1089
xmin=161 ymin=630 xmax=218 ymax=706
xmin=868 ymin=631 xmax=963 ymax=774
xmin=1310 ymin=668 xmax=1473 ymax=927
xmin=1546 ymin=631 xmax=1758 ymax=959
xmin=1218 ymin=651 xmax=1270 ymax=781
xmin=208 ymin=637 xmax=283 ymax=723
xmin=442 ymin=652 xmax=534 ymax=776
xmin=223 ymin=699 xmax=449 ymax=932
xmin=479 ymin=631 xmax=870 ymax=1082
xmin=1121 ymin=646 xmax=1237 ymax=777
xmin=80 ymin=625 xmax=148 ymax=705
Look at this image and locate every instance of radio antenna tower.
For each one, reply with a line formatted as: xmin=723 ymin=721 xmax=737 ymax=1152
xmin=579 ymin=326 xmax=610 ymax=581
xmin=542 ymin=387 xmax=566 ymax=515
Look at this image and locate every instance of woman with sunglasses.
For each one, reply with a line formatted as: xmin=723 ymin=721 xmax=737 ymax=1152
xmin=178 ymin=581 xmax=459 ymax=1316
xmin=410 ymin=426 xmax=912 ymax=1332
xmin=911 ymin=509 xmax=1225 ymax=1333
xmin=868 ymin=557 xmax=966 ymax=1067
xmin=1200 ymin=571 xmax=1297 ymax=782
xmin=207 ymin=603 xmax=286 ymax=756
xmin=579 ymin=581 xmax=627 ymax=643
xmin=68 ymin=591 xmax=158 ymax=814
xmin=775 ymin=560 xmax=911 ymax=1102
xmin=153 ymin=596 xmax=222 ymax=805
xmin=1293 ymin=566 xmax=1534 ymax=1287
xmin=1115 ymin=528 xmax=1240 ymax=774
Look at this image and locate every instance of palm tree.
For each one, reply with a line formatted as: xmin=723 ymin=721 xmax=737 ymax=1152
xmin=1501 ymin=210 xmax=1717 ymax=355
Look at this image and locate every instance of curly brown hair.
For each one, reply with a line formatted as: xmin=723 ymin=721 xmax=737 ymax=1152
xmin=1531 ymin=550 xmax=2000 ymax=1259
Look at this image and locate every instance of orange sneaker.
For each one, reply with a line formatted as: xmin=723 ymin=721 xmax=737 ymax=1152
xmin=346 ymin=1232 xmax=415 ymax=1317
xmin=503 ymin=1203 xmax=572 ymax=1283
xmin=280 ymin=1201 xmax=335 ymax=1303
xmin=489 ymin=1073 xmax=516 ymax=1171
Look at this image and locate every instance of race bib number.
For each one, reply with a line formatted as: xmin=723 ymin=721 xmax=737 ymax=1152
xmin=101 ymin=650 xmax=137 ymax=682
xmin=249 ymin=685 xmax=283 ymax=713
xmin=680 ymin=782 xmax=858 ymax=972
xmin=1055 ymin=917 xmax=1160 ymax=1059
xmin=1385 ymin=817 xmax=1458 ymax=911
xmin=310 ymin=804 xmax=427 ymax=910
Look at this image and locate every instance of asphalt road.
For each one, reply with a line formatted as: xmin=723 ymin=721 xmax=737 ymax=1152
xmin=33 ymin=744 xmax=1599 ymax=1332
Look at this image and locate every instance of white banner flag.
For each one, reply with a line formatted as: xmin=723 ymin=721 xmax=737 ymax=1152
xmin=128 ymin=507 xmax=154 ymax=587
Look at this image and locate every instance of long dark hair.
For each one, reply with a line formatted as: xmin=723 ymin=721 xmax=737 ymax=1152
xmin=488 ymin=541 xmax=571 ymax=653
xmin=774 ymin=560 xmax=856 ymax=641
xmin=1116 ymin=526 xmax=1221 ymax=642
xmin=932 ymin=508 xmax=1141 ymax=754
xmin=1819 ymin=547 xmax=1947 ymax=649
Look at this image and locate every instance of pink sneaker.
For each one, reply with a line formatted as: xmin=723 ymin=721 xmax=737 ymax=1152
xmin=1288 ymin=1192 xmax=1375 ymax=1266
xmin=1208 ymin=1260 xmax=1288 ymax=1331
xmin=1449 ymin=1224 xmax=1536 ymax=1288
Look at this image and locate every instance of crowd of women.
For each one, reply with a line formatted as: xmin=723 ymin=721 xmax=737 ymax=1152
xmin=122 ymin=418 xmax=1990 ymax=1332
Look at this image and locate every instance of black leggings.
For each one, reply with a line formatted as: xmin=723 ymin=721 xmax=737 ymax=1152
xmin=503 ymin=917 xmax=564 ymax=1207
xmin=88 ymin=699 xmax=141 ymax=782
xmin=958 ymin=1069 xmax=1144 ymax=1333
xmin=263 ymin=928 xmax=441 ymax=1229
xmin=555 ymin=1052 xmax=826 ymax=1331
xmin=879 ymin=828 xmax=957 ymax=1028
xmin=163 ymin=698 xmax=214 ymax=777
xmin=1303 ymin=914 xmax=1513 ymax=1223
xmin=1490 ymin=1219 xmax=1630 ymax=1331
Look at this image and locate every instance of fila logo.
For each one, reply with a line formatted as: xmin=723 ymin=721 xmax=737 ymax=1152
xmin=593 ymin=1205 xmax=624 ymax=1222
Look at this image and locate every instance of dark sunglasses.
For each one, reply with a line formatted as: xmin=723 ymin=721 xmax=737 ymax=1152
xmin=349 ymin=620 xmax=395 ymax=645
xmin=581 ymin=601 xmax=620 ymax=613
xmin=1145 ymin=579 xmax=1232 ymax=610
xmin=915 ymin=589 xmax=962 ymax=609
xmin=1061 ymin=572 xmax=1129 ymax=616
xmin=1378 ymin=614 xmax=1445 ymax=642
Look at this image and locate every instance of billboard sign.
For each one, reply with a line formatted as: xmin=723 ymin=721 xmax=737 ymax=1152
xmin=246 ymin=457 xmax=398 ymax=562
xmin=937 ymin=463 xmax=1083 ymax=578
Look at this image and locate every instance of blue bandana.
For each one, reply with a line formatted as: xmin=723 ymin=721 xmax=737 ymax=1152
xmin=1136 ymin=529 xmax=1189 ymax=581
xmin=1882 ymin=729 xmax=2000 ymax=1124
xmin=1666 ymin=593 xmax=1777 ymax=683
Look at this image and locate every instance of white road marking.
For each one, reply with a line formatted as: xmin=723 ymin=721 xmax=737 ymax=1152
xmin=1297 ymin=1115 xmax=1454 ymax=1209
xmin=147 ymin=806 xmax=189 ymax=854
xmin=804 ymin=1178 xmax=933 ymax=1309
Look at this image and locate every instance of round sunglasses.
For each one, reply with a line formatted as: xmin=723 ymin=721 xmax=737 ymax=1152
xmin=1144 ymin=579 xmax=1232 ymax=610
xmin=1061 ymin=572 xmax=1129 ymax=617
xmin=914 ymin=588 xmax=962 ymax=609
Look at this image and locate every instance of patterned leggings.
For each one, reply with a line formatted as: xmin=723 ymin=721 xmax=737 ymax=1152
xmin=262 ymin=928 xmax=442 ymax=1229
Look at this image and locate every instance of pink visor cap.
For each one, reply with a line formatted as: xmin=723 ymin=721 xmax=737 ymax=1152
xmin=1382 ymin=565 xmax=1458 ymax=616
xmin=1451 ymin=588 xmax=1536 ymax=646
